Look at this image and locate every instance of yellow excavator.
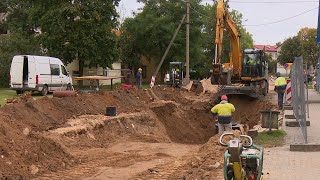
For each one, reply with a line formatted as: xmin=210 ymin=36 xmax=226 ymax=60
xmin=212 ymin=0 xmax=269 ymax=98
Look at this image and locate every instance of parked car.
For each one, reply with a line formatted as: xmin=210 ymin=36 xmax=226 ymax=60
xmin=10 ymin=55 xmax=73 ymax=95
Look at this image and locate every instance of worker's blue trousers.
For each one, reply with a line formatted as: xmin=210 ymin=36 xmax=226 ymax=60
xmin=278 ymin=92 xmax=284 ymax=110
xmin=276 ymin=85 xmax=286 ymax=110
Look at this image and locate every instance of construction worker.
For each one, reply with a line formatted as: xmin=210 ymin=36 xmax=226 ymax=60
xmin=136 ymin=68 xmax=142 ymax=89
xmin=211 ymin=95 xmax=236 ymax=134
xmin=274 ymin=72 xmax=287 ymax=110
xmin=164 ymin=71 xmax=170 ymax=85
xmin=246 ymin=57 xmax=255 ymax=75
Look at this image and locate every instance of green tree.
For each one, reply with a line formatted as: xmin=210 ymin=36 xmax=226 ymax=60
xmin=277 ymin=27 xmax=318 ymax=66
xmin=0 ymin=1 xmax=7 ymax=34
xmin=121 ymin=0 xmax=204 ymax=75
xmin=120 ymin=0 xmax=253 ymax=79
xmin=277 ymin=36 xmax=302 ymax=65
xmin=0 ymin=0 xmax=120 ymax=87
xmin=28 ymin=0 xmax=120 ymax=77
xmin=0 ymin=33 xmax=41 ymax=87
xmin=298 ymin=27 xmax=318 ymax=66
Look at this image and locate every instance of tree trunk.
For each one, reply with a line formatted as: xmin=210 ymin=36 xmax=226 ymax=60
xmin=78 ymin=56 xmax=84 ymax=87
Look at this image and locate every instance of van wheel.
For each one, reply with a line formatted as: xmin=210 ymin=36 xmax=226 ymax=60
xmin=41 ymin=85 xmax=48 ymax=96
xmin=16 ymin=90 xmax=24 ymax=95
xmin=66 ymin=84 xmax=72 ymax=90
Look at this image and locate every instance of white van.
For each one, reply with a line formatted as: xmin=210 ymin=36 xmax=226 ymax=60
xmin=10 ymin=55 xmax=73 ymax=95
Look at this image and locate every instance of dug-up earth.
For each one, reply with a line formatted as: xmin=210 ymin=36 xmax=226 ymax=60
xmin=0 ymin=87 xmax=275 ymax=180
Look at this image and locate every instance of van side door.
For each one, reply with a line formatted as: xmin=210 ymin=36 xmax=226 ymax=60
xmin=49 ymin=59 xmax=61 ymax=91
xmin=28 ymin=56 xmax=36 ymax=88
xmin=60 ymin=65 xmax=71 ymax=89
xmin=10 ymin=56 xmax=24 ymax=87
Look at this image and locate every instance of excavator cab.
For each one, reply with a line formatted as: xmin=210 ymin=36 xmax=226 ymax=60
xmin=242 ymin=49 xmax=267 ymax=79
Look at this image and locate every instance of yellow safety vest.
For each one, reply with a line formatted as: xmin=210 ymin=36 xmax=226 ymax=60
xmin=211 ymin=102 xmax=236 ymax=116
xmin=275 ymin=77 xmax=287 ymax=86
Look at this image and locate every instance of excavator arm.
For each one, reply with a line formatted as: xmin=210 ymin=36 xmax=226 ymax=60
xmin=212 ymin=0 xmax=242 ymax=84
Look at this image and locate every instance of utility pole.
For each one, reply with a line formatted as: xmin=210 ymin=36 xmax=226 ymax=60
xmin=150 ymin=15 xmax=186 ymax=88
xmin=184 ymin=0 xmax=190 ymax=85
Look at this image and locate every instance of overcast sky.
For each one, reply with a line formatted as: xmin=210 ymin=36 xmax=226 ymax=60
xmin=118 ymin=0 xmax=319 ymax=45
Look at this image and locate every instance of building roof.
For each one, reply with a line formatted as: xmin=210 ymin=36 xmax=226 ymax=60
xmin=254 ymin=45 xmax=278 ymax=52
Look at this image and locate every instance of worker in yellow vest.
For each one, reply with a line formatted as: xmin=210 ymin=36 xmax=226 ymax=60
xmin=211 ymin=95 xmax=236 ymax=134
xmin=275 ymin=72 xmax=287 ymax=110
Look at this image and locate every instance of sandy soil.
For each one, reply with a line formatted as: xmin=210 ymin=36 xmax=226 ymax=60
xmin=0 ymin=86 xmax=276 ymax=180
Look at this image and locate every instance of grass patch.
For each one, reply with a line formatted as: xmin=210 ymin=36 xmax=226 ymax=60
xmin=308 ymin=82 xmax=313 ymax=89
xmin=0 ymin=89 xmax=17 ymax=106
xmin=254 ymin=129 xmax=286 ymax=147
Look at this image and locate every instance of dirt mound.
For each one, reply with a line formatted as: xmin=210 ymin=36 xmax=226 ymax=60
xmin=150 ymin=100 xmax=215 ymax=144
xmin=172 ymin=136 xmax=225 ymax=180
xmin=47 ymin=112 xmax=171 ymax=149
xmin=0 ymin=90 xmax=147 ymax=178
xmin=0 ymin=87 xmax=276 ymax=179
xmin=134 ymin=135 xmax=225 ymax=180
xmin=0 ymin=88 xmax=216 ymax=178
xmin=0 ymin=111 xmax=75 ymax=179
xmin=229 ymin=95 xmax=277 ymax=128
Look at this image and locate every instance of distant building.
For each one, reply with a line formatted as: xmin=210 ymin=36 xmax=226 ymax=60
xmin=66 ymin=29 xmax=122 ymax=86
xmin=254 ymin=45 xmax=279 ymax=61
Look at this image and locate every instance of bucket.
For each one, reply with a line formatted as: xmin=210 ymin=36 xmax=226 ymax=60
xmin=106 ymin=106 xmax=117 ymax=116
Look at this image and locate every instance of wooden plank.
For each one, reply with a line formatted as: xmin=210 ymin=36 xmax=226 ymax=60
xmin=74 ymin=76 xmax=124 ymax=81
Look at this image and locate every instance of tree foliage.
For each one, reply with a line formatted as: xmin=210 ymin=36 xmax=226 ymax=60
xmin=29 ymin=0 xmax=120 ymax=76
xmin=120 ymin=0 xmax=205 ymax=73
xmin=0 ymin=33 xmax=41 ymax=87
xmin=0 ymin=0 xmax=120 ymax=87
xmin=119 ymin=0 xmax=253 ymax=79
xmin=2 ymin=0 xmax=120 ymax=76
xmin=277 ymin=36 xmax=302 ymax=65
xmin=278 ymin=28 xmax=318 ymax=66
xmin=298 ymin=28 xmax=318 ymax=66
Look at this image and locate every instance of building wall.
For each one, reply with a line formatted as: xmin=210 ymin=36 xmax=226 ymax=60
xmin=65 ymin=60 xmax=122 ymax=86
xmin=139 ymin=56 xmax=164 ymax=84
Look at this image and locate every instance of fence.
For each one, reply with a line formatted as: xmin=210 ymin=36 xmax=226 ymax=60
xmin=290 ymin=56 xmax=308 ymax=144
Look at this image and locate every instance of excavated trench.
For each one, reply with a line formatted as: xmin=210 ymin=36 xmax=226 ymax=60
xmin=0 ymin=88 xmax=275 ymax=179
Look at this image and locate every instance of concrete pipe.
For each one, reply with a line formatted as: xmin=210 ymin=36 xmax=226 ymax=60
xmin=53 ymin=90 xmax=77 ymax=98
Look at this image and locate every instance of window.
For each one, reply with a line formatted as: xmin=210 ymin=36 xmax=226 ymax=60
xmin=50 ymin=64 xmax=60 ymax=76
xmin=61 ymin=65 xmax=68 ymax=76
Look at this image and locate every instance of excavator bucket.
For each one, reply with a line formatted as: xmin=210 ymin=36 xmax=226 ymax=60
xmin=190 ymin=80 xmax=204 ymax=94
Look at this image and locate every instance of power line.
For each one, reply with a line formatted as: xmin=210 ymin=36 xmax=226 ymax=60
xmin=244 ymin=6 xmax=318 ymax=26
xmin=190 ymin=5 xmax=318 ymax=27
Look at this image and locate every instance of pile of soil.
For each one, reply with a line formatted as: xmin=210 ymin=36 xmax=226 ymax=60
xmin=134 ymin=135 xmax=225 ymax=180
xmin=0 ymin=86 xmax=274 ymax=179
xmin=0 ymin=88 xmax=215 ymax=178
xmin=228 ymin=95 xmax=277 ymax=128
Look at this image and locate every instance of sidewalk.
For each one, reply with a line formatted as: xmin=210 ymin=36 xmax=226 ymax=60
xmin=264 ymin=89 xmax=320 ymax=180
